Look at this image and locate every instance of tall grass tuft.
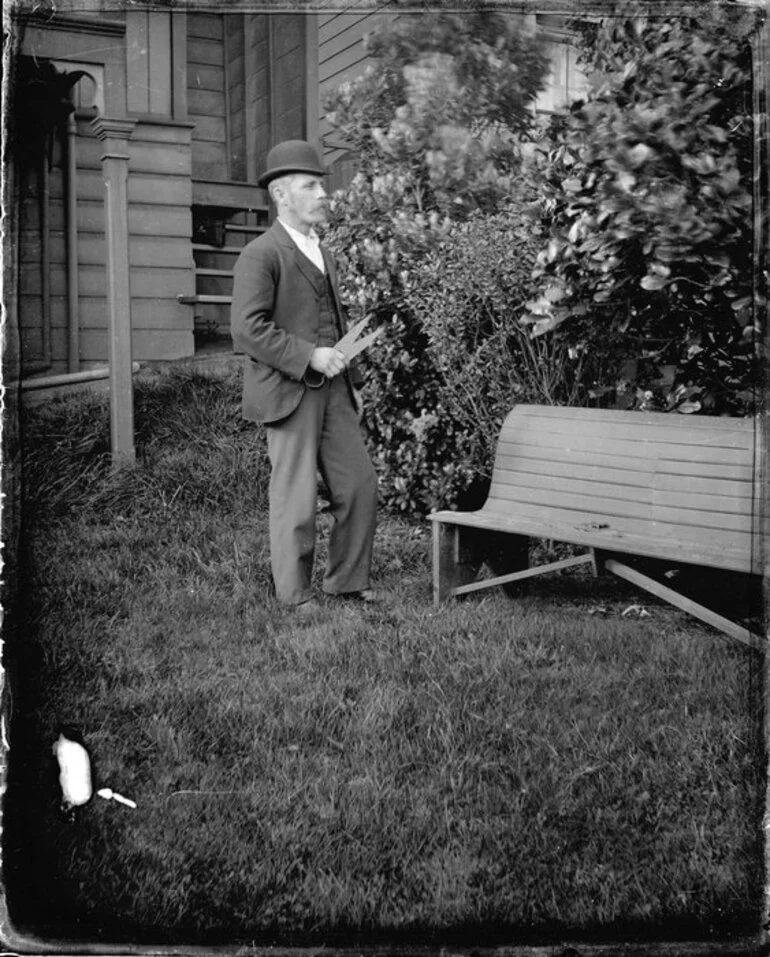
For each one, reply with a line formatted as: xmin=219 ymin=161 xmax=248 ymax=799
xmin=20 ymin=369 xmax=271 ymax=522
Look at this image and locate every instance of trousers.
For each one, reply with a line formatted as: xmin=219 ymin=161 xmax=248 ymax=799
xmin=265 ymin=374 xmax=378 ymax=605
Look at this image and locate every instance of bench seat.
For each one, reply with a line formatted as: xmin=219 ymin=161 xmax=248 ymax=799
xmin=429 ymin=405 xmax=765 ymax=649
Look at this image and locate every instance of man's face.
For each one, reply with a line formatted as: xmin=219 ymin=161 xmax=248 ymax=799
xmin=277 ymin=174 xmax=328 ymax=232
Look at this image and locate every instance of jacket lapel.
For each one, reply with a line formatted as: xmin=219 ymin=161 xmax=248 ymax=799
xmin=293 ymin=248 xmax=325 ymax=295
xmin=272 ymin=220 xmax=324 ymax=294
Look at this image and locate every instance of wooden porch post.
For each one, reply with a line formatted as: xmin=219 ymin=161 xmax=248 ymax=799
xmin=304 ymin=13 xmax=320 ymax=146
xmin=90 ymin=116 xmax=137 ymax=467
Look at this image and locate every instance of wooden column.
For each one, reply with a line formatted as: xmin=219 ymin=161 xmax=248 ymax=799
xmin=244 ymin=13 xmax=259 ymax=182
xmin=90 ymin=116 xmax=137 ymax=467
xmin=304 ymin=13 xmax=320 ymax=146
xmin=171 ymin=11 xmax=188 ymax=121
xmin=65 ymin=112 xmax=80 ymax=374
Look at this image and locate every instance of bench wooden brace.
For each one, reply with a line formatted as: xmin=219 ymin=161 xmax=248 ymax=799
xmin=600 ymin=555 xmax=765 ymax=652
xmin=432 ymin=523 xmax=597 ymax=605
xmin=432 ymin=524 xmax=763 ymax=652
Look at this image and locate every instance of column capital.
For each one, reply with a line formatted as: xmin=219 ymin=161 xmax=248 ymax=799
xmin=90 ymin=116 xmax=137 ymax=142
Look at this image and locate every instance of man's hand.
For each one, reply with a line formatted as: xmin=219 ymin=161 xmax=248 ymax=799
xmin=309 ymin=347 xmax=347 ymax=379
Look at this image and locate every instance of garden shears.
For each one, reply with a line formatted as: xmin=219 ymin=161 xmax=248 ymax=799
xmin=305 ymin=315 xmax=383 ymax=388
xmin=333 ymin=314 xmax=383 ymax=363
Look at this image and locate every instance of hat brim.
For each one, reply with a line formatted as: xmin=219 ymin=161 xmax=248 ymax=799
xmin=258 ymin=164 xmax=327 ymax=189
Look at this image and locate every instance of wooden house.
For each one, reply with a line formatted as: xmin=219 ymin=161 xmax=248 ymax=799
xmin=5 ymin=7 xmax=588 ymax=384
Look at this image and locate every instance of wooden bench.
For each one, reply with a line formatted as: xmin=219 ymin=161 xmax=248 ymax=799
xmin=429 ymin=405 xmax=765 ymax=650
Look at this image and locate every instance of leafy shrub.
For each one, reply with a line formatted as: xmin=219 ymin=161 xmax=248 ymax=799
xmin=394 ymin=203 xmax=596 ymax=511
xmin=523 ymin=3 xmax=762 ymax=415
xmin=324 ymin=12 xmax=548 ymax=212
xmin=322 ymin=12 xmax=549 ymax=513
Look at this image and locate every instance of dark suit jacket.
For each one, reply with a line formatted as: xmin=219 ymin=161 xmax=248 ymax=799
xmin=231 ymin=220 xmax=360 ymax=424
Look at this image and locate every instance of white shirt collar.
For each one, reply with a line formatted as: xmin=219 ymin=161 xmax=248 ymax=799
xmin=278 ymin=218 xmax=319 ymax=245
xmin=278 ymin=218 xmax=325 ymax=273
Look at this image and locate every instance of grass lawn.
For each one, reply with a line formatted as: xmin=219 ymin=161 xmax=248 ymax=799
xmin=3 ymin=367 xmax=766 ymax=949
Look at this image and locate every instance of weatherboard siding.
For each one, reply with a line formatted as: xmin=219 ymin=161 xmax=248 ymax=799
xmin=187 ymin=12 xmax=228 ymax=180
xmin=316 ymin=9 xmax=389 ymax=190
xmin=20 ymin=116 xmax=196 ymax=373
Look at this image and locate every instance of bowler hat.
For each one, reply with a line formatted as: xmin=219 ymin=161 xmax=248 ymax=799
xmin=258 ymin=139 xmax=326 ymax=188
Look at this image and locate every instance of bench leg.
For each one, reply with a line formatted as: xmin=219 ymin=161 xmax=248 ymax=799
xmin=432 ymin=523 xmax=484 ymax=606
xmin=589 ymin=548 xmax=599 ymax=578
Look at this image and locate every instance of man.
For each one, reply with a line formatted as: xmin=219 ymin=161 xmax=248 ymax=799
xmin=231 ymin=140 xmax=378 ymax=614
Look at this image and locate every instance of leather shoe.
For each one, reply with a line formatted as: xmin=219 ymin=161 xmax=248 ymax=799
xmin=333 ymin=589 xmax=380 ymax=604
xmin=294 ymin=598 xmax=321 ymax=616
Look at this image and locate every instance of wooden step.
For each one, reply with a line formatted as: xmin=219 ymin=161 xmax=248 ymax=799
xmin=227 ymin=224 xmax=266 ymax=235
xmin=198 ymin=274 xmax=234 ymax=297
xmin=195 ymin=268 xmax=234 ymax=278
xmin=192 ymin=243 xmax=244 ymax=254
xmin=177 ymin=294 xmax=233 ymax=305
xmin=192 ymin=245 xmax=242 ymax=271
xmin=192 ymin=178 xmax=269 ymax=212
xmin=223 ymin=225 xmax=267 ymax=248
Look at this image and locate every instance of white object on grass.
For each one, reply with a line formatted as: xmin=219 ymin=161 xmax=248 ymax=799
xmin=621 ymin=604 xmax=651 ymax=618
xmin=52 ymin=733 xmax=92 ymax=807
xmin=97 ymin=787 xmax=137 ymax=809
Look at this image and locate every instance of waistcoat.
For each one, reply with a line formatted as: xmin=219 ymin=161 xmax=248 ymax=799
xmin=316 ymin=272 xmax=339 ymax=347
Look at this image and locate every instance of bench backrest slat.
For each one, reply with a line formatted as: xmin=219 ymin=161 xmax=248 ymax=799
xmin=510 ymin=404 xmax=751 ymax=431
xmin=487 ymin=483 xmax=752 ymax=532
xmin=491 ymin=470 xmax=751 ymax=515
xmin=493 ymin=457 xmax=754 ymax=500
xmin=480 ymin=497 xmax=752 ymax=551
xmin=497 ymin=434 xmax=752 ymax=464
xmin=495 ymin=444 xmax=754 ymax=482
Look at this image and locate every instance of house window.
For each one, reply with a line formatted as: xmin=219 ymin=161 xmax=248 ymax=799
xmin=534 ymin=14 xmax=592 ymax=114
